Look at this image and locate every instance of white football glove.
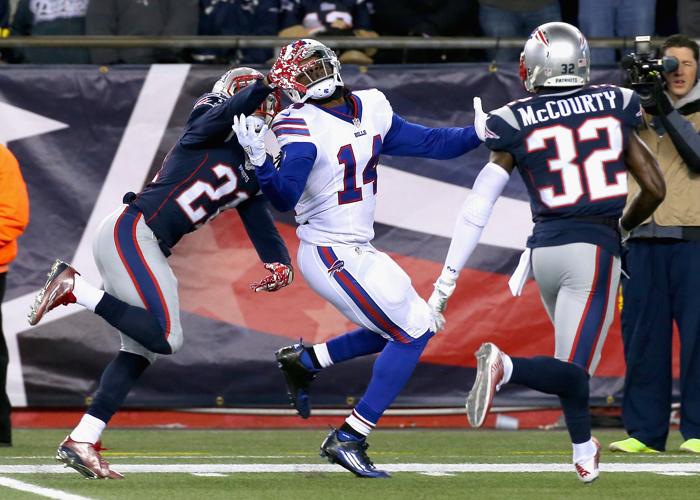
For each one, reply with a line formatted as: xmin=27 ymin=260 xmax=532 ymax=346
xmin=427 ymin=275 xmax=457 ymax=332
xmin=473 ymin=96 xmax=487 ymax=142
xmin=232 ymin=113 xmax=268 ymax=167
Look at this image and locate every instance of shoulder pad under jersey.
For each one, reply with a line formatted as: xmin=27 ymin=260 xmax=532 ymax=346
xmin=483 ymin=104 xmax=522 ymax=152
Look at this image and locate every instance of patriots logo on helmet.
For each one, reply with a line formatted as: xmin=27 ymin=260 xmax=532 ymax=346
xmin=327 ymin=260 xmax=345 ymax=276
xmin=532 ymin=28 xmax=550 ymax=46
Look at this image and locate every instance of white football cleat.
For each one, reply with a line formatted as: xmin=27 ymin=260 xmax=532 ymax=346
xmin=466 ymin=342 xmax=504 ymax=428
xmin=28 ymin=259 xmax=78 ymax=326
xmin=574 ymin=437 xmax=600 ymax=484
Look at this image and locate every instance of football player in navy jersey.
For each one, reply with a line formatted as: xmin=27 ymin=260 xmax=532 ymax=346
xmin=233 ymin=38 xmax=485 ymax=478
xmin=428 ymin=22 xmax=665 ymax=482
xmin=26 ymin=47 xmax=310 ymax=480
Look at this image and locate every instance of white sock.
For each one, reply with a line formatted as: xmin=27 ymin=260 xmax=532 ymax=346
xmin=500 ymin=352 xmax=513 ymax=387
xmin=70 ymin=414 xmax=106 ymax=444
xmin=313 ymin=343 xmax=334 ymax=368
xmin=572 ymin=438 xmax=597 ymax=463
xmin=345 ymin=409 xmax=374 ymax=438
xmin=72 ymin=275 xmax=105 ymax=312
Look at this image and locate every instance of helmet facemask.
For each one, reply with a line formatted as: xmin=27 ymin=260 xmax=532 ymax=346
xmin=283 ymin=40 xmax=343 ymax=103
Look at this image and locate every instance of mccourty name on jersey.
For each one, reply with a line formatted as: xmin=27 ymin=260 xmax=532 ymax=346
xmin=518 ymin=90 xmax=618 ymax=126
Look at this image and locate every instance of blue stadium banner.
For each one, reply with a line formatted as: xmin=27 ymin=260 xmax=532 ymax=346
xmin=1 ymin=64 xmax=677 ymax=410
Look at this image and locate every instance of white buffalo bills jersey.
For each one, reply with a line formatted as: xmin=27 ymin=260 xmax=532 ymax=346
xmin=271 ymin=90 xmax=393 ymax=245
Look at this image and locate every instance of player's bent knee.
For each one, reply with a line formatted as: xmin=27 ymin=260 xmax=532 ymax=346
xmin=120 ymin=342 xmax=158 ymax=365
xmin=407 ymin=297 xmax=435 ymax=336
xmin=407 ymin=328 xmax=434 ymax=347
xmin=167 ymin=330 xmax=184 ymax=354
xmin=564 ymin=362 xmax=590 ymax=399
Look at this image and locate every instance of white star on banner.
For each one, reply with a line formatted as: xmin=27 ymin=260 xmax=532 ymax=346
xmin=0 ymin=102 xmax=68 ymax=144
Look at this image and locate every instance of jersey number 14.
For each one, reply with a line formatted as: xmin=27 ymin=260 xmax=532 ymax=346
xmin=337 ymin=134 xmax=382 ymax=205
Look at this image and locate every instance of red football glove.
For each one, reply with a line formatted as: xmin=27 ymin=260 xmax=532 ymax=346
xmin=251 ymin=263 xmax=294 ymax=292
xmin=267 ymin=40 xmax=309 ymax=94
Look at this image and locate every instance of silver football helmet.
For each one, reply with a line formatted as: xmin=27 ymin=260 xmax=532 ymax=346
xmin=520 ymin=22 xmax=590 ymax=93
xmin=283 ymin=39 xmax=344 ymax=103
xmin=212 ymin=67 xmax=280 ymax=128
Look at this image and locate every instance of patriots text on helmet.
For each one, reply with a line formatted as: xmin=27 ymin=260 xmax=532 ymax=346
xmin=516 ymin=90 xmax=617 ymax=127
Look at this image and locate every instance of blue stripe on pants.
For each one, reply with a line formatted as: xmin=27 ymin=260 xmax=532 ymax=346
xmin=114 ymin=207 xmax=171 ymax=338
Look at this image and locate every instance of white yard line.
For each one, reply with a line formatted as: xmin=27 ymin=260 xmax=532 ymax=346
xmin=0 ymin=463 xmax=698 ymax=474
xmin=0 ymin=476 xmax=94 ymax=499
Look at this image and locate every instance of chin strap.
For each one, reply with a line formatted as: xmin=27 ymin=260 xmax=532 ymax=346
xmin=308 ymin=85 xmax=347 ymax=105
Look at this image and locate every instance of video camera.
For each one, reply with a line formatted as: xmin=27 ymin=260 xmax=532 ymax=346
xmin=621 ymin=36 xmax=678 ymax=100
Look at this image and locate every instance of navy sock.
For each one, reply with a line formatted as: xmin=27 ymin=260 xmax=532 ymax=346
xmin=327 ymin=328 xmax=388 ymax=364
xmin=353 ymin=331 xmax=433 ymax=425
xmin=87 ymin=351 xmax=150 ymax=424
xmin=338 ymin=425 xmax=363 ymax=441
xmin=300 ymin=348 xmax=320 ymax=370
xmin=95 ymin=293 xmax=171 ymax=354
xmin=510 ymin=356 xmax=591 ymax=443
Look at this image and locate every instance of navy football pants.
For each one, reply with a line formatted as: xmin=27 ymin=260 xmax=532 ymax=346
xmin=621 ymin=239 xmax=700 ymax=451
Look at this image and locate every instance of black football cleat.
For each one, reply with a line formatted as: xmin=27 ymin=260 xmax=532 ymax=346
xmin=320 ymin=428 xmax=390 ymax=478
xmin=275 ymin=343 xmax=318 ymax=418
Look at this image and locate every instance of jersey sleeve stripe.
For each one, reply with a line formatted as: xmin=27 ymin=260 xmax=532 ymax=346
xmin=272 ymin=118 xmax=308 ymax=128
xmin=273 ymin=128 xmax=311 ymax=137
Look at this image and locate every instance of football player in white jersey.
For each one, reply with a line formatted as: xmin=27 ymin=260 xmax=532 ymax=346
xmin=233 ymin=38 xmax=485 ymax=478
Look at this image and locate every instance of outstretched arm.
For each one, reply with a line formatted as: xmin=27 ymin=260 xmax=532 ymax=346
xmin=622 ymin=131 xmax=666 ymax=233
xmin=382 ymin=114 xmax=480 ymax=159
xmin=428 ymin=150 xmax=513 ymax=329
xmin=382 ymin=97 xmax=487 ymax=159
xmin=181 ymin=79 xmax=274 ymax=147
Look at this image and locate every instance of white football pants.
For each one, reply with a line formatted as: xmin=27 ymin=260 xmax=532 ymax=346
xmin=93 ymin=205 xmax=183 ymax=363
xmin=532 ymin=242 xmax=620 ymax=375
xmin=297 ymin=242 xmax=434 ymax=343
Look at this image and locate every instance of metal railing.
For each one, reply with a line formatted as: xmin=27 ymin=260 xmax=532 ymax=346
xmin=0 ymin=35 xmax=670 ymax=50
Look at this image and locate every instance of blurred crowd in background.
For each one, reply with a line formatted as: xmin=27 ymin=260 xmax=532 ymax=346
xmin=0 ymin=0 xmax=693 ymax=65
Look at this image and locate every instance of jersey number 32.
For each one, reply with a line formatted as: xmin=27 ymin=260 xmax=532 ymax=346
xmin=527 ymin=116 xmax=626 ymax=208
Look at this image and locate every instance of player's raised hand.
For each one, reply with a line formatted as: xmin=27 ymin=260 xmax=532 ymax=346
xmin=232 ymin=114 xmax=268 ymax=167
xmin=473 ymin=96 xmax=488 ymax=142
xmin=251 ymin=262 xmax=294 ymax=292
xmin=267 ymin=40 xmax=309 ymax=94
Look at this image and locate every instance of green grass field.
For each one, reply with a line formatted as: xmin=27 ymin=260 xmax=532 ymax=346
xmin=0 ymin=428 xmax=697 ymax=499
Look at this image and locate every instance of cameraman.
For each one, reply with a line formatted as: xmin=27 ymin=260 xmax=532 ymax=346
xmin=611 ymin=34 xmax=700 ymax=454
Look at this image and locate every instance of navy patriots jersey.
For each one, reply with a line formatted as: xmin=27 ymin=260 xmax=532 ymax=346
xmin=130 ymin=80 xmax=289 ymax=264
xmin=484 ymin=84 xmax=643 ymax=255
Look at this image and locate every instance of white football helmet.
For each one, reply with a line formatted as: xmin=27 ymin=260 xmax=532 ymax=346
xmin=282 ymin=39 xmax=344 ymax=103
xmin=520 ymin=22 xmax=590 ymax=93
xmin=212 ymin=67 xmax=280 ymax=127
